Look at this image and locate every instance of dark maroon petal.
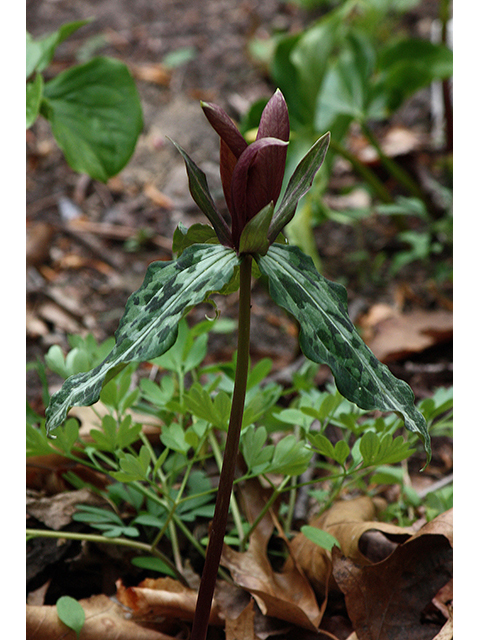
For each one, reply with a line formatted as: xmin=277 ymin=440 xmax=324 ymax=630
xmin=201 ymin=101 xmax=247 ymax=159
xmin=256 ymin=89 xmax=290 ymax=143
xmin=230 ymin=137 xmax=288 ymax=247
xmin=220 ymin=138 xmax=237 ymax=217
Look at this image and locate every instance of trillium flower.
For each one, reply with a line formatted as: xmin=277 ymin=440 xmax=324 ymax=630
xmin=170 ymin=89 xmax=331 ymax=255
xmin=201 ymin=89 xmax=289 ymax=249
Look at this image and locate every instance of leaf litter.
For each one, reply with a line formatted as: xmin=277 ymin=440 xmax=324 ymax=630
xmin=27 ymin=485 xmax=452 ymax=639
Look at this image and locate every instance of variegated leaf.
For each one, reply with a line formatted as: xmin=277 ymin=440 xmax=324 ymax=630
xmin=256 ymin=244 xmax=430 ymax=461
xmin=46 ymin=244 xmax=240 ymax=434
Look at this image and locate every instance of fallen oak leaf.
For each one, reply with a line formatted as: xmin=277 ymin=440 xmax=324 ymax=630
xmin=116 ymin=576 xmax=224 ymax=625
xmin=221 ymin=480 xmax=323 ymax=631
xmin=26 ymin=488 xmax=107 ymax=530
xmin=289 ymin=496 xmax=412 ymax=596
xmin=332 ymin=509 xmax=453 ymax=640
xmin=26 ymin=594 xmax=175 ymax=640
xmin=225 ymin=599 xmax=261 ymax=640
xmin=358 ymin=304 xmax=453 ymax=363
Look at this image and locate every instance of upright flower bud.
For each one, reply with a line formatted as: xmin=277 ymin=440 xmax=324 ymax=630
xmin=202 ymin=90 xmax=289 ymax=248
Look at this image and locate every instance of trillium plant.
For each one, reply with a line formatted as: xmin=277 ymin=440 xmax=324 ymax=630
xmin=45 ymin=90 xmax=430 ymax=640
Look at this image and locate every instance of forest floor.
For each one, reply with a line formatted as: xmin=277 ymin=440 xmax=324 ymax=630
xmin=26 ymin=1 xmax=452 ymax=639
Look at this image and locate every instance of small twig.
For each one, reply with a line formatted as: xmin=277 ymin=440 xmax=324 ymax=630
xmin=417 ymin=473 xmax=453 ymax=500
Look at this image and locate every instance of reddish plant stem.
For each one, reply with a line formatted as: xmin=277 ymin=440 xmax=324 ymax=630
xmin=190 ymin=254 xmax=252 ymax=640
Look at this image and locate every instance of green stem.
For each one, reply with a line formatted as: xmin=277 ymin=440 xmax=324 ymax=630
xmin=329 ymin=138 xmax=393 ymax=204
xmin=240 ymin=474 xmax=291 ymax=550
xmin=25 ymin=527 xmax=189 ymax=587
xmin=359 ymin=122 xmax=427 ymax=204
xmin=208 ymin=431 xmax=245 ymax=543
xmin=191 ymin=255 xmax=252 ymax=640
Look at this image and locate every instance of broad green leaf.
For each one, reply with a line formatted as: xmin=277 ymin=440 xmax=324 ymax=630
xmin=160 ymin=422 xmax=191 ymax=454
xmin=360 ymin=431 xmax=414 ymax=467
xmin=272 ymin=9 xmax=342 ymax=128
xmin=169 ymin=138 xmax=233 ymax=247
xmin=42 ymin=57 xmax=143 ymax=182
xmin=26 ymin=423 xmax=55 ymax=457
xmin=54 ymin=418 xmax=79 ymax=454
xmin=267 ymin=434 xmax=312 ymax=476
xmin=301 ymin=526 xmax=340 ymax=552
xmin=56 ymin=596 xmax=85 ymax=639
xmin=26 ymin=72 xmax=44 ymax=128
xmin=46 ymin=244 xmax=240 ymax=433
xmin=27 ymin=21 xmax=91 ymax=78
xmin=184 ymin=383 xmax=230 ymax=430
xmin=112 ymin=447 xmax=151 ymax=482
xmin=140 ymin=376 xmax=175 ymax=407
xmin=246 ymin=358 xmax=272 ymax=390
xmin=308 ymin=433 xmax=335 ymax=459
xmin=131 ymin=556 xmax=177 ymax=578
xmin=377 ymin=39 xmax=453 ymax=112
xmin=268 ymin=132 xmax=330 ymax=243
xmin=242 ymin=426 xmax=273 ymax=473
xmin=256 ymin=243 xmax=430 ymax=462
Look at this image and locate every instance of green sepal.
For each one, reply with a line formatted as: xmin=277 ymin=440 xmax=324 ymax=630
xmin=45 ymin=244 xmax=240 ymax=434
xmin=238 ymin=202 xmax=274 ymax=256
xmin=168 ymin=138 xmax=233 ymax=248
xmin=256 ymin=243 xmax=431 ymax=462
xmin=268 ymin=131 xmax=330 ymax=243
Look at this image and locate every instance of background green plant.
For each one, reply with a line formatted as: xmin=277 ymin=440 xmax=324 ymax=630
xmin=26 ymin=19 xmax=143 ymax=182
xmin=27 ymin=318 xmax=452 ymax=576
xmin=245 ymin=0 xmax=452 ymax=271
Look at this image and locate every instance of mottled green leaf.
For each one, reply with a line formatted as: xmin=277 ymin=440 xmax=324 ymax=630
xmin=256 ymin=244 xmax=430 ymax=462
xmin=46 ymin=244 xmax=240 ymax=434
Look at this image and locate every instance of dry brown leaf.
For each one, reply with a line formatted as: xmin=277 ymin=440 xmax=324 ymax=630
xmin=26 ymin=488 xmax=106 ymax=530
xmin=26 ymin=594 xmax=176 ymax=640
xmin=144 ymin=183 xmax=174 ymax=209
xmin=221 ymin=480 xmax=323 ymax=632
xmin=26 ymin=222 xmax=55 ymax=268
xmin=225 ymin=599 xmax=262 ymax=640
xmin=358 ymin=304 xmax=453 ymax=363
xmin=26 ymin=305 xmax=49 ymax=338
xmin=350 ymin=125 xmax=425 ymax=164
xmin=116 ymin=577 xmax=224 ymax=625
xmin=431 ymin=608 xmax=453 ymax=640
xmin=332 ymin=509 xmax=453 ymax=640
xmin=36 ymin=301 xmax=83 ymax=334
xmin=130 ymin=62 xmax=172 ymax=85
xmin=27 ymin=452 xmax=110 ymax=493
xmin=289 ymin=497 xmax=412 ymax=595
